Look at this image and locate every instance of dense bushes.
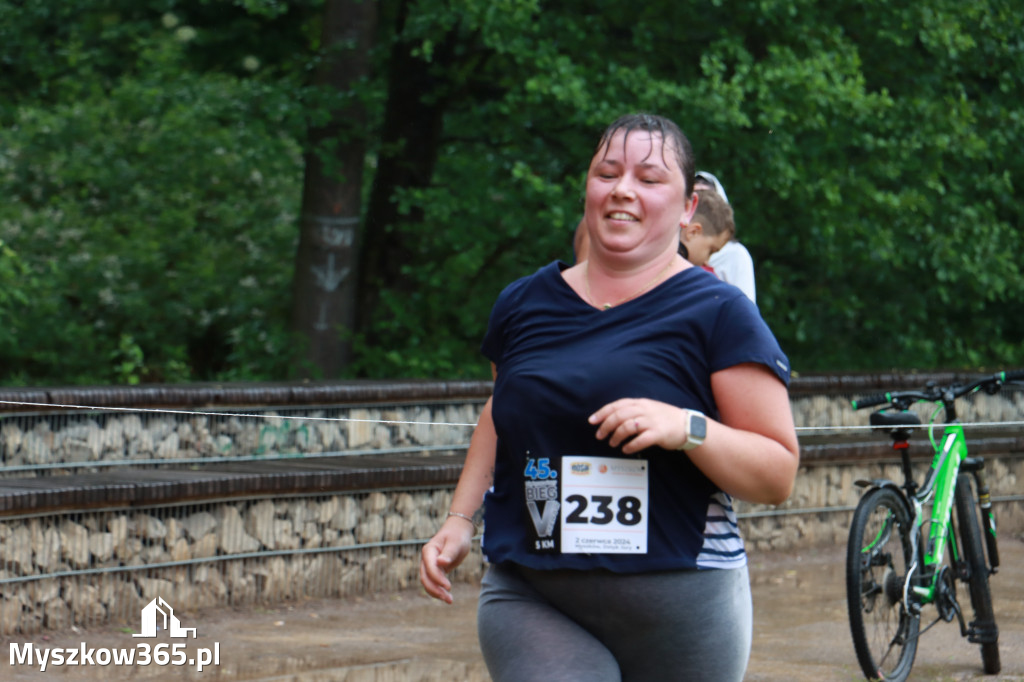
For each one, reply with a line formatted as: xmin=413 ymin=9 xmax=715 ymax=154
xmin=0 ymin=29 xmax=302 ymax=384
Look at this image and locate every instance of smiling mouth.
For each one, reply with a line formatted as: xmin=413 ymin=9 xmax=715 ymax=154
xmin=607 ymin=211 xmax=639 ymax=222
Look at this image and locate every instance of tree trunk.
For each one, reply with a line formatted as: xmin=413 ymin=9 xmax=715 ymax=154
xmin=354 ymin=1 xmax=456 ymax=342
xmin=290 ymin=0 xmax=376 ymax=378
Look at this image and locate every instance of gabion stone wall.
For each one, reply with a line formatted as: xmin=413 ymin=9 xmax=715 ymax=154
xmin=0 ymin=380 xmax=1021 ymax=637
xmin=0 ymin=403 xmax=480 ymax=472
xmin=0 ymin=489 xmax=485 ymax=635
xmin=2 ymin=450 xmax=1021 ymax=636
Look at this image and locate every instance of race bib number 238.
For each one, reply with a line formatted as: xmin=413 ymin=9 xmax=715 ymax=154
xmin=559 ymin=456 xmax=648 ymax=554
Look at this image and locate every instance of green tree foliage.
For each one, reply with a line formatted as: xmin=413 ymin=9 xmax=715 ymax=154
xmin=0 ymin=239 xmax=33 ymax=364
xmin=0 ymin=0 xmax=1020 ymax=385
xmin=735 ymin=0 xmax=1024 ymax=370
xmin=353 ymin=0 xmax=1023 ymax=376
xmin=0 ymin=6 xmax=305 ymax=384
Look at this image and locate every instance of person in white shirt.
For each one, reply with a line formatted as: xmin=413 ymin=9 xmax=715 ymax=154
xmin=696 ymin=171 xmax=756 ymax=304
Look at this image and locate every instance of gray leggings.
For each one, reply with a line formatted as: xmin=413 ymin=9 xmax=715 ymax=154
xmin=477 ymin=562 xmax=752 ymax=682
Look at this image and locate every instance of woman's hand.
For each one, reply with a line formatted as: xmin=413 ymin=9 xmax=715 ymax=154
xmin=589 ymin=398 xmax=690 ymax=454
xmin=589 ymin=366 xmax=799 ymax=505
xmin=419 ymin=516 xmax=476 ymax=604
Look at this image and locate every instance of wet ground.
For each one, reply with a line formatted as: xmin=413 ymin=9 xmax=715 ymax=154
xmin=5 ymin=538 xmax=1023 ymax=681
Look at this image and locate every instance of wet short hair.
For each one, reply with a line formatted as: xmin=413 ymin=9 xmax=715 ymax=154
xmin=594 ymin=114 xmax=696 ymax=197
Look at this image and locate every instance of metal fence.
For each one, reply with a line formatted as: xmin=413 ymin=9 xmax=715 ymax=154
xmin=0 ymin=488 xmax=484 ymax=634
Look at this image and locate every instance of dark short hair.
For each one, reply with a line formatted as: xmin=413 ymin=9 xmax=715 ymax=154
xmin=691 ymin=189 xmax=734 ymax=237
xmin=594 ymin=114 xmax=696 ymax=197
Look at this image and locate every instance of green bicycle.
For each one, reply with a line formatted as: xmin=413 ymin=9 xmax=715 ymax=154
xmin=846 ymin=370 xmax=1023 ymax=681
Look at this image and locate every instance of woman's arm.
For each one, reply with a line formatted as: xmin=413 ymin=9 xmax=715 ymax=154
xmin=446 ymin=395 xmax=496 ymax=518
xmin=589 ymin=363 xmax=799 ymax=505
xmin=692 ymin=362 xmax=799 ymax=504
xmin=419 ymin=368 xmax=498 ymax=603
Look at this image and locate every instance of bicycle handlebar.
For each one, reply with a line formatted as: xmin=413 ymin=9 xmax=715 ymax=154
xmin=851 ymin=370 xmax=1024 ymax=411
xmin=850 ymin=392 xmax=892 ymax=410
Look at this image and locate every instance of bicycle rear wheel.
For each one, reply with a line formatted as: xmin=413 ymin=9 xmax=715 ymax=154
xmin=954 ymin=474 xmax=1001 ymax=674
xmin=847 ymin=487 xmax=919 ymax=682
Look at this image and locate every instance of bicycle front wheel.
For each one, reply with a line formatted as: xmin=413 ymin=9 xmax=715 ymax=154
xmin=954 ymin=474 xmax=1001 ymax=674
xmin=847 ymin=486 xmax=919 ymax=682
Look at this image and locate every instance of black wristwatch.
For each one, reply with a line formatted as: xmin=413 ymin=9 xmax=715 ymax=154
xmin=680 ymin=409 xmax=707 ymax=451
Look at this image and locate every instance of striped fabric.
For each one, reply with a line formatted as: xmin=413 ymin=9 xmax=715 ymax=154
xmin=696 ymin=491 xmax=747 ymax=569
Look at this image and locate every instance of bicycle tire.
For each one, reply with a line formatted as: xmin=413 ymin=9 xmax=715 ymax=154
xmin=954 ymin=474 xmax=1001 ymax=674
xmin=846 ymin=487 xmax=919 ymax=682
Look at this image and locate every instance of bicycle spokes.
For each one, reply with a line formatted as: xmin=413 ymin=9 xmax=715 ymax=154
xmin=848 ymin=488 xmax=919 ymax=681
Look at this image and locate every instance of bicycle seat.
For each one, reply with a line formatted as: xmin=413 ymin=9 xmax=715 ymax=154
xmin=870 ymin=410 xmax=922 ymax=428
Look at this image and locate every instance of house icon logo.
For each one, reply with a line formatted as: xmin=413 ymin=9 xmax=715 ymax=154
xmin=133 ymin=596 xmax=197 ymax=638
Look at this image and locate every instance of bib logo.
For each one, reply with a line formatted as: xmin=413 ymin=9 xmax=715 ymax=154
xmin=523 ymin=456 xmax=560 ymax=551
xmin=570 ymin=462 xmax=591 ymax=475
xmin=134 ymin=597 xmax=196 ymax=638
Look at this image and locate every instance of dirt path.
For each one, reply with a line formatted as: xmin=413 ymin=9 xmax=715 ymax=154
xmin=5 ymin=539 xmax=1024 ymax=681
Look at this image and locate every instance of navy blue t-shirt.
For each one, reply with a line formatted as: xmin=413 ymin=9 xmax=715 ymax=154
xmin=480 ymin=261 xmax=790 ymax=572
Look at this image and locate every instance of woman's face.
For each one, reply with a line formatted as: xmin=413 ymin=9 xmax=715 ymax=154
xmin=584 ymin=130 xmax=696 ymax=263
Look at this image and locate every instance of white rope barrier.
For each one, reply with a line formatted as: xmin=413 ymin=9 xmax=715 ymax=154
xmin=0 ymin=400 xmax=479 ymax=427
xmin=0 ymin=399 xmax=1022 ymax=434
xmin=795 ymin=421 xmax=1024 ymax=433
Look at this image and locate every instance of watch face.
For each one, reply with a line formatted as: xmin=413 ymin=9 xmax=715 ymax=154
xmin=690 ymin=414 xmax=707 ymax=440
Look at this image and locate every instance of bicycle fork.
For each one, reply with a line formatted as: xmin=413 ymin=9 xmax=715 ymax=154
xmin=962 ymin=456 xmax=1000 ymax=573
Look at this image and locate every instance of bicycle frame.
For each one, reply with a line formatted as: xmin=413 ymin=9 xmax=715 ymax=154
xmin=905 ymin=422 xmax=967 ymax=606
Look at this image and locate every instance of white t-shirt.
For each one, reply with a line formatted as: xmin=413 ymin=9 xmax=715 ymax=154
xmin=709 ymin=241 xmax=756 ymax=303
